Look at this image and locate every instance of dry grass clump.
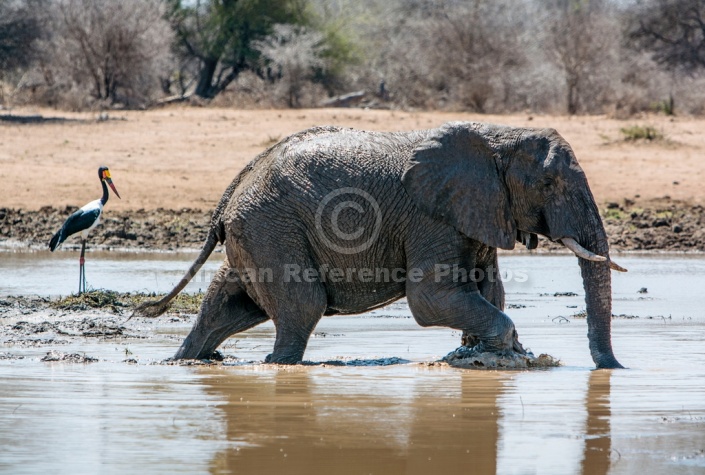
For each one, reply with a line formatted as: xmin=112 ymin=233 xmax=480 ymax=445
xmin=51 ymin=290 xmax=203 ymax=314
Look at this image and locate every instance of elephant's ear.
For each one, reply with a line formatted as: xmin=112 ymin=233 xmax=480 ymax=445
xmin=402 ymin=123 xmax=516 ymax=250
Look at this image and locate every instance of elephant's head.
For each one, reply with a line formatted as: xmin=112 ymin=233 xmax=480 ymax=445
xmin=401 ymin=122 xmax=624 ymax=369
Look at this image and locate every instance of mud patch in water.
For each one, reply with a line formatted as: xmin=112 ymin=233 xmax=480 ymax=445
xmin=443 ymin=346 xmax=560 ymax=369
xmin=0 ymin=296 xmax=52 ymax=316
xmin=1 ymin=316 xmax=146 ymax=346
xmin=154 ymin=355 xmax=412 ymax=367
xmin=41 ymin=350 xmax=98 ymax=363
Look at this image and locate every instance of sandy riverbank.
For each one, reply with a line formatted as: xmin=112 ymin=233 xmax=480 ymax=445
xmin=2 ymin=107 xmax=703 ymax=210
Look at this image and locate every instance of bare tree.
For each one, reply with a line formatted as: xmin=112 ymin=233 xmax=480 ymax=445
xmin=629 ymin=0 xmax=705 ymax=73
xmin=428 ymin=1 xmax=530 ymax=112
xmin=46 ymin=0 xmax=173 ymax=107
xmin=0 ymin=0 xmax=44 ymax=75
xmin=349 ymin=0 xmax=530 ymax=111
xmin=253 ymin=24 xmax=327 ymax=107
xmin=542 ymin=0 xmax=621 ymax=114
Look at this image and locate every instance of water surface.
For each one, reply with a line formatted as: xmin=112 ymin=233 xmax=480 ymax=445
xmin=1 ymin=253 xmax=704 ymax=474
xmin=0 ymin=249 xmax=225 ymax=296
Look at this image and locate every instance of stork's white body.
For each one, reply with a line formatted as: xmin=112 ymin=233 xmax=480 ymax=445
xmin=78 ymin=199 xmax=104 ymax=239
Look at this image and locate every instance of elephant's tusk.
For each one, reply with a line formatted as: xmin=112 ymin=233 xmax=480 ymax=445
xmin=609 ymin=261 xmax=628 ymax=272
xmin=561 ymin=238 xmax=628 ymax=272
xmin=561 ymin=237 xmax=607 ymax=262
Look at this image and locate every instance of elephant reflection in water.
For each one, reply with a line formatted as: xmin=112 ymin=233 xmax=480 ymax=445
xmin=204 ymin=368 xmax=503 ymax=474
xmin=582 ymin=370 xmax=613 ymax=474
xmin=202 ymin=367 xmax=613 ymax=474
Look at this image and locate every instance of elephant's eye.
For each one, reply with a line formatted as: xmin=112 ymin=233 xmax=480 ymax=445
xmin=541 ymin=178 xmax=555 ymax=195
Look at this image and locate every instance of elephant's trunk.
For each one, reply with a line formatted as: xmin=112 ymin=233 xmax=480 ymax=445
xmin=578 ymin=214 xmax=624 ymax=369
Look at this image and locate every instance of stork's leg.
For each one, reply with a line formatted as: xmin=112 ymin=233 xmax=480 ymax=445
xmin=79 ymin=239 xmax=86 ymax=294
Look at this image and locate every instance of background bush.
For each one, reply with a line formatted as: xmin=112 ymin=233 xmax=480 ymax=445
xmin=1 ymin=0 xmax=705 ymax=114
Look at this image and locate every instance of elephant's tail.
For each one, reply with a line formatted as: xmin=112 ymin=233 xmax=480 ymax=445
xmin=129 ymin=228 xmax=219 ymax=320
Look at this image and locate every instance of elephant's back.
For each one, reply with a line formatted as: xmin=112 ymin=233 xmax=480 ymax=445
xmin=274 ymin=126 xmax=428 ymax=178
xmin=273 ymin=127 xmax=423 ymax=227
xmin=226 ymin=126 xmax=428 ymax=221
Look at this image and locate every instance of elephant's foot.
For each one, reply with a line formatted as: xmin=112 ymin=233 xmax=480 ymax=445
xmin=264 ymin=352 xmax=303 ymax=365
xmin=173 ymin=334 xmax=217 ymax=360
xmin=207 ymin=350 xmax=224 ymax=361
xmin=461 ymin=331 xmax=480 ymax=348
xmin=461 ymin=331 xmax=526 ymax=353
xmin=443 ymin=340 xmax=560 ymax=370
xmin=264 ymin=339 xmax=308 ymax=364
xmin=173 ymin=327 xmax=235 ymax=360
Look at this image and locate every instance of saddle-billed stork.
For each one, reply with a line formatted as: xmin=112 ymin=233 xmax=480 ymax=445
xmin=49 ymin=166 xmax=121 ymax=294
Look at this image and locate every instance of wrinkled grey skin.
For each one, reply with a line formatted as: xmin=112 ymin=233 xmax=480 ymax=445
xmin=135 ymin=122 xmax=622 ymax=369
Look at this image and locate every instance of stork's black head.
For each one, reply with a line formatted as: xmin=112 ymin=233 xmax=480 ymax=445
xmin=98 ymin=166 xmax=121 ymax=199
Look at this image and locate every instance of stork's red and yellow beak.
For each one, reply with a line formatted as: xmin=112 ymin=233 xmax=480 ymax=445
xmin=102 ymin=169 xmax=121 ymax=199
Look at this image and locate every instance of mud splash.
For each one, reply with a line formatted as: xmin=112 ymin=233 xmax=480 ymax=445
xmin=443 ymin=346 xmax=560 ymax=369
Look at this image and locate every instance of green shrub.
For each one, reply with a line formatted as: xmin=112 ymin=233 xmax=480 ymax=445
xmin=649 ymin=98 xmax=674 ymax=116
xmin=603 ymin=208 xmax=624 ymax=220
xmin=620 ymin=125 xmax=662 ymax=141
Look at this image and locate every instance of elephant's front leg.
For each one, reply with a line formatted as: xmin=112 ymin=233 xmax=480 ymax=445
xmin=408 ymin=284 xmax=519 ymax=354
xmin=462 ymin=246 xmax=505 ymax=348
xmin=406 ymin=265 xmax=523 ymax=355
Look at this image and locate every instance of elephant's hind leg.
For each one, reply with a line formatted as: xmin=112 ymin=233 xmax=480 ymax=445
xmin=251 ymin=265 xmax=327 ymax=364
xmin=264 ymin=282 xmax=327 ymax=364
xmin=174 ymin=261 xmax=269 ymax=360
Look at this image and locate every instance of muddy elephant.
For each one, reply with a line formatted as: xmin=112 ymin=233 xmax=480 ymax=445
xmin=134 ymin=122 xmax=625 ymax=368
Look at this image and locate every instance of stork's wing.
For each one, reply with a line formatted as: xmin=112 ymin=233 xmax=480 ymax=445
xmin=49 ymin=207 xmax=101 ymax=251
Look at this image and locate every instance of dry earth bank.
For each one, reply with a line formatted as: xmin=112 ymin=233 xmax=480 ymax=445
xmin=1 ymin=107 xmax=703 ymax=251
xmin=1 ymin=198 xmax=703 ymax=252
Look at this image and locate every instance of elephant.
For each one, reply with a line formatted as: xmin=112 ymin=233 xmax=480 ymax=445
xmin=134 ymin=121 xmax=626 ymax=369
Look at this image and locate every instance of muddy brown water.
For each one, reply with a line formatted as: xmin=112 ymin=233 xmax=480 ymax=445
xmin=1 ymin=252 xmax=704 ymax=474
